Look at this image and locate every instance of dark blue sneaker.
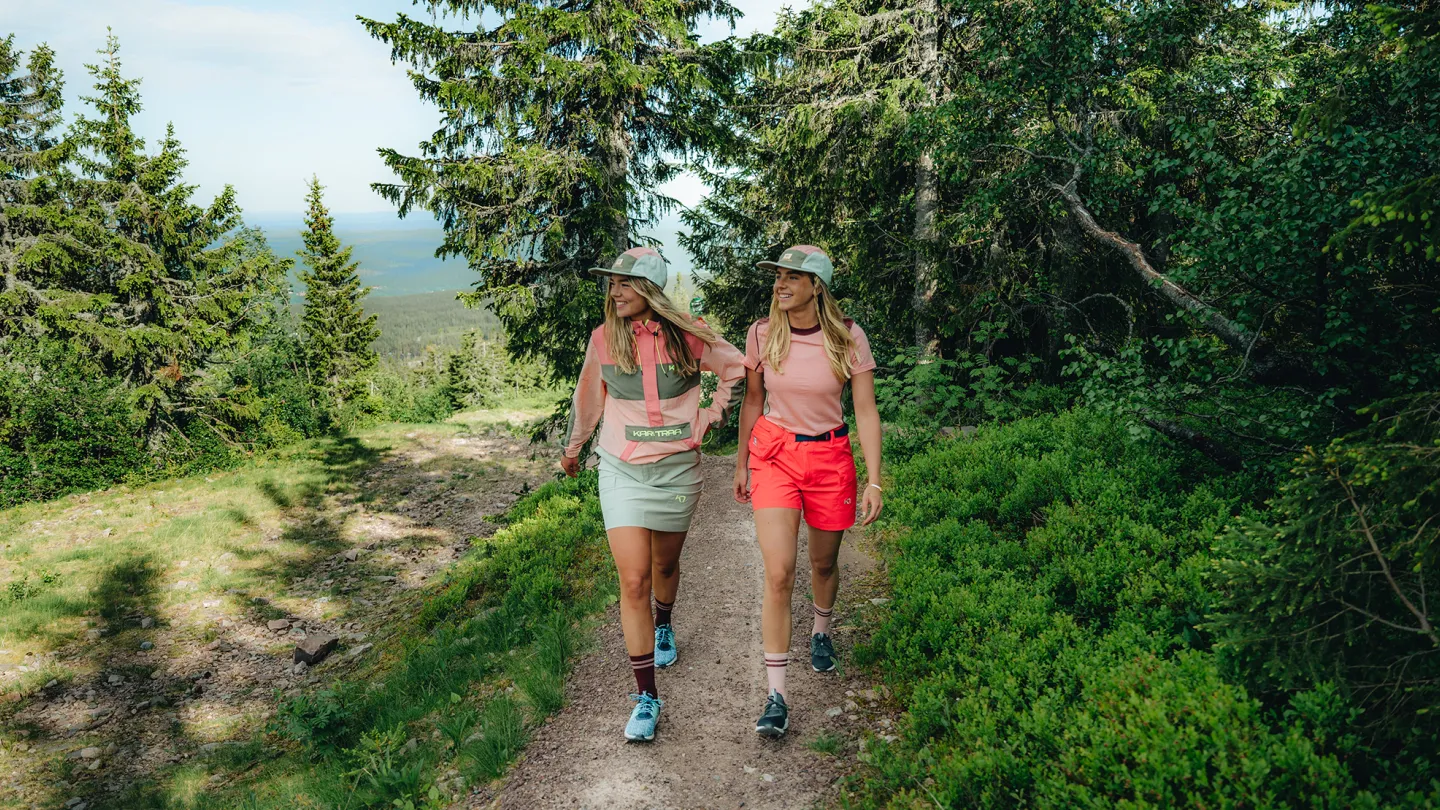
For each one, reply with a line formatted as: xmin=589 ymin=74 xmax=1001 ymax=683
xmin=810 ymin=633 xmax=836 ymax=672
xmin=624 ymin=693 xmax=663 ymax=742
xmin=654 ymin=624 xmax=677 ymax=668
xmin=755 ymin=690 xmax=789 ymax=738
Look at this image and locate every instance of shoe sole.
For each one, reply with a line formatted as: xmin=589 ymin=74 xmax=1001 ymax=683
xmin=812 ymin=660 xmax=835 ymax=672
xmin=655 ymin=652 xmax=677 ymax=669
xmin=625 ymin=731 xmax=656 ymax=742
xmin=755 ymin=720 xmax=789 ymax=738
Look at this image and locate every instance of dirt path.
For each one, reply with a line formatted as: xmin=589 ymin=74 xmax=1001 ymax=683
xmin=491 ymin=453 xmax=885 ymax=810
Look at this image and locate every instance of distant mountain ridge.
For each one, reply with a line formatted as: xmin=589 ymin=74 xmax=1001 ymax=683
xmin=252 ymin=212 xmax=699 ymax=299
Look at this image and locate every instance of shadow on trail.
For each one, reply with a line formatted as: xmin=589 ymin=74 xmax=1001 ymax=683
xmin=19 ymin=428 xmax=546 ymax=810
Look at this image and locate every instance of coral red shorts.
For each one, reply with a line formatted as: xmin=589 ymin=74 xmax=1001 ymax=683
xmin=747 ymin=416 xmax=858 ymax=531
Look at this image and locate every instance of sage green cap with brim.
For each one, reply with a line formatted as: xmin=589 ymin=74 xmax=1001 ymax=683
xmin=588 ymin=246 xmax=669 ymax=288
xmin=757 ymin=244 xmax=834 ymax=286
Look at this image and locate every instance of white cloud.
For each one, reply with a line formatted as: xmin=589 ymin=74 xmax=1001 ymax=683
xmin=3 ymin=0 xmax=434 ymax=213
xmin=0 ymin=0 xmax=790 ymax=215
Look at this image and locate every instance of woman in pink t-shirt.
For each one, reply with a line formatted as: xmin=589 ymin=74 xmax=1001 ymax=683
xmin=732 ymin=245 xmax=884 ymax=738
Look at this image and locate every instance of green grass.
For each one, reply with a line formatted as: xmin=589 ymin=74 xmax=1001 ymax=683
xmin=807 ymin=731 xmax=841 ymax=756
xmin=75 ymin=468 xmax=611 ymax=810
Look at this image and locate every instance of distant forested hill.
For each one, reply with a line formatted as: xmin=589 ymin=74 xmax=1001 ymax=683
xmin=252 ymin=211 xmax=698 ymax=301
xmin=256 ymin=212 xmax=700 ymax=361
xmin=359 ymin=291 xmax=502 ymax=361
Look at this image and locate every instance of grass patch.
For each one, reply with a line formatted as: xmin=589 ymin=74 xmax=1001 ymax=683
xmin=807 ymin=731 xmax=841 ymax=756
xmin=86 ymin=469 xmax=610 ymax=810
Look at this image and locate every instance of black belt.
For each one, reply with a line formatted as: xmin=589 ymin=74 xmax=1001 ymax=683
xmin=794 ymin=424 xmax=848 ymax=442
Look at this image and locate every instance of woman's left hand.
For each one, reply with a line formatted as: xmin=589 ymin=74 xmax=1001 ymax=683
xmin=859 ymin=484 xmax=883 ymax=525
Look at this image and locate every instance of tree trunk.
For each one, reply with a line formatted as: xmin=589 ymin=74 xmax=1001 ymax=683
xmin=910 ymin=0 xmax=940 ymax=358
xmin=605 ymin=108 xmax=632 ymax=255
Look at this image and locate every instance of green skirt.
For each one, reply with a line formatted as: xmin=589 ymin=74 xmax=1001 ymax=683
xmin=596 ymin=448 xmax=703 ymax=532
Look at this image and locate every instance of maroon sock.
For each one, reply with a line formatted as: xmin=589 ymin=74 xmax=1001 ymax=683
xmin=654 ymin=597 xmax=674 ymax=628
xmin=630 ymin=652 xmax=657 ymax=697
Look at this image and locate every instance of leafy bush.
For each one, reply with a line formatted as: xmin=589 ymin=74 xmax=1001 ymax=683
xmin=849 ymin=409 xmax=1437 ymax=808
xmin=0 ymin=339 xmax=148 ymax=507
xmin=876 ymin=325 xmax=1074 ymax=460
xmin=271 ymin=688 xmax=356 ymax=759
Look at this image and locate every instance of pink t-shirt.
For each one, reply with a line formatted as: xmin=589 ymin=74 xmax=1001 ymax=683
xmin=743 ymin=318 xmax=877 ymax=436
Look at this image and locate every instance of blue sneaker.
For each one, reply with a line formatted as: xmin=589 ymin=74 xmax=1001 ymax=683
xmin=624 ymin=693 xmax=663 ymax=742
xmin=654 ymin=624 xmax=677 ymax=668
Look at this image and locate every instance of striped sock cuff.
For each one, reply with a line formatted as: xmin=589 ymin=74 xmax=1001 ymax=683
xmin=630 ymin=653 xmax=655 ymax=670
xmin=813 ymin=604 xmax=833 ymax=617
xmin=654 ymin=597 xmax=674 ymax=610
xmin=764 ymin=653 xmax=789 ymax=668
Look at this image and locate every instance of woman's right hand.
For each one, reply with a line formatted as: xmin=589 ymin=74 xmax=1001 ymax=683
xmin=560 ymin=453 xmax=581 ymax=478
xmin=733 ymin=465 xmax=751 ymax=503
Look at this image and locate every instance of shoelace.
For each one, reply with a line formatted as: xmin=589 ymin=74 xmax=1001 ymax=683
xmin=765 ymin=694 xmax=786 ymax=715
xmin=629 ymin=693 xmax=664 ymax=718
xmin=657 ymin=626 xmax=675 ymax=650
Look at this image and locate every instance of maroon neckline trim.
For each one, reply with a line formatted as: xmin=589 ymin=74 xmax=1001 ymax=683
xmin=791 ymin=324 xmax=822 ymax=335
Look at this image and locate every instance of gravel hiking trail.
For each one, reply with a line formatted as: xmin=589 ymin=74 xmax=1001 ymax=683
xmin=489 ymin=452 xmax=887 ymax=810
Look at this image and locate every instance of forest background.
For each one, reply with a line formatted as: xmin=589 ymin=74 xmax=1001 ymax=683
xmin=3 ymin=0 xmax=1440 ymax=807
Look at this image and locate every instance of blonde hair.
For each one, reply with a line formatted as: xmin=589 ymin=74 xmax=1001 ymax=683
xmin=603 ymin=276 xmax=718 ymax=375
xmin=762 ymin=277 xmax=856 ymax=381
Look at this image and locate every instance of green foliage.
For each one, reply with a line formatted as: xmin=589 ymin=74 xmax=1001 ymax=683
xmin=690 ymin=0 xmax=1440 ymax=473
xmin=0 ymin=35 xmax=335 ymax=506
xmin=875 ymin=320 xmax=1074 ymax=459
xmin=848 ymin=411 xmax=1438 ymax=807
xmin=271 ymin=688 xmax=355 ymax=759
xmin=1210 ymin=393 xmax=1440 ymax=740
xmin=0 ymin=338 xmax=146 ymax=506
xmin=244 ymin=474 xmax=607 ymax=809
xmin=361 ymin=0 xmax=742 ymax=382
xmin=459 ymin=696 xmax=527 ymax=783
xmin=298 ymin=176 xmax=380 ymax=408
xmin=340 ymin=724 xmax=432 ymax=809
xmin=3 ymin=569 xmax=59 ymax=604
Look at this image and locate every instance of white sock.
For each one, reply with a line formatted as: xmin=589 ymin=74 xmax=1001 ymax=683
xmin=812 ymin=603 xmax=833 ymax=636
xmin=765 ymin=652 xmax=788 ymax=698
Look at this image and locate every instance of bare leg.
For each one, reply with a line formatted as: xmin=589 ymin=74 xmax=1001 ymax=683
xmin=607 ymin=527 xmax=655 ymax=657
xmin=756 ymin=508 xmax=802 ymax=655
xmin=650 ymin=530 xmax=687 ymax=613
xmin=807 ymin=527 xmax=844 ymax=632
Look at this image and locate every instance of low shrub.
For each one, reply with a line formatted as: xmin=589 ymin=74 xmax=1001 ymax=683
xmin=849 ymin=409 xmax=1438 ymax=808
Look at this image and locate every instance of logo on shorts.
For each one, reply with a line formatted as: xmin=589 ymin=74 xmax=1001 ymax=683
xmin=675 ymin=495 xmax=688 ymax=503
xmin=844 ymin=498 xmax=852 ymax=505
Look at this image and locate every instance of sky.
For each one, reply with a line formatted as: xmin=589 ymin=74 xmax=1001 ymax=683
xmin=1 ymin=0 xmax=789 ymax=216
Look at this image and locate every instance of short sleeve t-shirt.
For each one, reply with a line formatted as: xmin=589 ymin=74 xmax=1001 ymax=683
xmin=744 ymin=318 xmax=877 ymax=436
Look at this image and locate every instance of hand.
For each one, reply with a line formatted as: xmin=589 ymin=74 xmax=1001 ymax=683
xmin=859 ymin=484 xmax=883 ymax=526
xmin=733 ymin=465 xmax=751 ymax=503
xmin=560 ymin=454 xmax=581 ymax=478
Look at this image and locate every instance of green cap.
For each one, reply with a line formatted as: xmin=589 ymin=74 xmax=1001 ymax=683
xmin=757 ymin=244 xmax=834 ymax=286
xmin=589 ymin=246 xmax=669 ymax=288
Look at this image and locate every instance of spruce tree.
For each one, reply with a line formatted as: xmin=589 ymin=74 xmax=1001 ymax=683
xmin=684 ymin=0 xmax=954 ymax=354
xmin=297 ymin=176 xmax=379 ymax=406
xmin=61 ymin=34 xmax=289 ymax=439
xmin=0 ymin=36 xmax=71 ymax=330
xmin=360 ymin=0 xmax=740 ymax=379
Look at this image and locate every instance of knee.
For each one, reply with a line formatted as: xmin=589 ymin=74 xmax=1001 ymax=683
xmin=765 ymin=565 xmax=796 ymax=596
xmin=811 ymin=559 xmax=836 ymax=580
xmin=654 ymin=559 xmax=679 ymax=579
xmin=618 ymin=569 xmax=652 ymax=603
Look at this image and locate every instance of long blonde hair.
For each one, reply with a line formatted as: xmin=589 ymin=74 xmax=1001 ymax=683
xmin=763 ymin=277 xmax=856 ymax=381
xmin=603 ymin=276 xmax=718 ymax=375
